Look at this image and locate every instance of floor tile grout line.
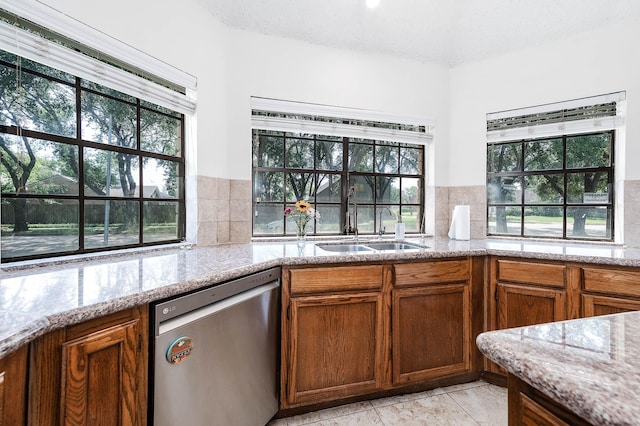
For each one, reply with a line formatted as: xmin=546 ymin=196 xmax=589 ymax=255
xmin=441 ymin=392 xmax=483 ymax=426
xmin=275 ymin=381 xmax=503 ymax=426
xmin=444 ymin=385 xmax=490 ymax=426
xmin=286 ymin=400 xmax=376 ymax=426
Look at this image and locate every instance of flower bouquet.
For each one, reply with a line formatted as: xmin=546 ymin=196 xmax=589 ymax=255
xmin=284 ymin=200 xmax=320 ymax=243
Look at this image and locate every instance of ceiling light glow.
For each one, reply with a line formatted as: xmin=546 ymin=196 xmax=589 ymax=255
xmin=366 ymin=0 xmax=380 ymax=9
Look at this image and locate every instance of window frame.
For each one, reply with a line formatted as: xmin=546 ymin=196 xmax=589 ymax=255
xmin=486 ymin=131 xmax=614 ymax=241
xmin=0 ymin=52 xmax=186 ymax=262
xmin=252 ymin=129 xmax=425 ymax=237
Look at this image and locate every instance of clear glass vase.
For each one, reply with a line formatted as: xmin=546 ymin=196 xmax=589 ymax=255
xmin=296 ymin=227 xmax=307 ymax=247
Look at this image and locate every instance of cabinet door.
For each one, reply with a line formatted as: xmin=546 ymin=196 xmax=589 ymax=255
xmin=29 ymin=307 xmax=147 ymax=426
xmin=393 ymin=284 xmax=470 ymax=385
xmin=285 ymin=292 xmax=386 ymax=406
xmin=498 ymin=283 xmax=566 ymax=330
xmin=61 ymin=319 xmax=140 ymax=426
xmin=0 ymin=345 xmax=28 ymax=426
xmin=582 ymin=294 xmax=640 ymax=317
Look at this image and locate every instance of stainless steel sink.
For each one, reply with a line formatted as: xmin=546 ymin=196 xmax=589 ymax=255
xmin=316 ymin=243 xmax=374 ymax=253
xmin=364 ymin=242 xmax=427 ymax=251
xmin=316 ymin=241 xmax=428 ymax=253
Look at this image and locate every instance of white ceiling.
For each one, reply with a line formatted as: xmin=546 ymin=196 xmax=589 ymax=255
xmin=198 ymin=0 xmax=640 ymax=66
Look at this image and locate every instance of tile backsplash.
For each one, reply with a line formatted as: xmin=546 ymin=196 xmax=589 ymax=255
xmin=196 ymin=176 xmax=252 ymax=245
xmin=194 ymin=178 xmax=639 ymax=246
xmin=625 ymin=180 xmax=640 ymax=247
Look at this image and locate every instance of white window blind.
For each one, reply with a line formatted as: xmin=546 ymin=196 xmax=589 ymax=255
xmin=0 ymin=0 xmax=196 ymax=115
xmin=486 ymin=92 xmax=625 ymax=143
xmin=251 ymin=97 xmax=434 ymax=145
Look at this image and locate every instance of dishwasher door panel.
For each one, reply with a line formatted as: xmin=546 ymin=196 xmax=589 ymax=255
xmin=153 ymin=283 xmax=280 ymax=426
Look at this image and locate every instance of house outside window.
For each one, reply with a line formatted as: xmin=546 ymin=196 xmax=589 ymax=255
xmin=250 ymin=98 xmax=430 ymax=238
xmin=485 ymin=94 xmax=623 ymax=242
xmin=253 ymin=130 xmax=424 ymax=236
xmin=0 ymin=50 xmax=186 ymax=262
xmin=487 ymin=132 xmax=614 ymax=240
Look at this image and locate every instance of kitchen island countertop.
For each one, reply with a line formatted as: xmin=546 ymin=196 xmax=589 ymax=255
xmin=477 ymin=311 xmax=640 ymax=425
xmin=2 ymin=237 xmax=640 ymax=357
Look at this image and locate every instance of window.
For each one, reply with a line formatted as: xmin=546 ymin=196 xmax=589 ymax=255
xmin=252 ymin=130 xmax=425 ymax=237
xmin=487 ymin=131 xmax=614 ymax=240
xmin=0 ymin=50 xmax=185 ymax=261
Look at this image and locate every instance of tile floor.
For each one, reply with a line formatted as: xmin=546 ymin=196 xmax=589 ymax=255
xmin=268 ymin=381 xmax=507 ymax=426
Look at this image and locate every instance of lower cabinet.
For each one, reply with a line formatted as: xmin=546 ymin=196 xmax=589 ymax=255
xmin=582 ymin=294 xmax=640 ymax=317
xmin=281 ymin=258 xmax=482 ymax=410
xmin=486 ymin=258 xmax=640 ymax=382
xmin=486 ymin=257 xmax=575 ymax=379
xmin=492 ymin=258 xmax=570 ymax=330
xmin=508 ymin=373 xmax=590 ymax=426
xmin=286 ymin=292 xmax=387 ymax=405
xmin=497 ymin=284 xmax=566 ymax=329
xmin=582 ymin=265 xmax=640 ymax=317
xmin=28 ymin=306 xmax=148 ymax=426
xmin=0 ymin=345 xmax=28 ymax=426
xmin=281 ymin=264 xmax=390 ymax=408
xmin=392 ymin=260 xmax=474 ymax=385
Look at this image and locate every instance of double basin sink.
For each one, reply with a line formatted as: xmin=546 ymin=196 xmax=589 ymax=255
xmin=316 ymin=241 xmax=428 ymax=253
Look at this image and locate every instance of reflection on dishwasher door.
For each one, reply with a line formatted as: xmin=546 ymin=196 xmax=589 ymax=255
xmin=151 ymin=268 xmax=280 ymax=426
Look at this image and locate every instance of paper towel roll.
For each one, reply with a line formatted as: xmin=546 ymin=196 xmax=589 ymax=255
xmin=448 ymin=205 xmax=470 ymax=240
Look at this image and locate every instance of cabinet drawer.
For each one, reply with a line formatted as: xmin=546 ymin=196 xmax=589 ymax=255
xmin=394 ymin=260 xmax=469 ymax=287
xmin=288 ymin=265 xmax=384 ymax=294
xmin=497 ymin=259 xmax=565 ymax=288
xmin=582 ymin=267 xmax=640 ymax=297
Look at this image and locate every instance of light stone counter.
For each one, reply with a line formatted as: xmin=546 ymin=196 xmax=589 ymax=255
xmin=2 ymin=237 xmax=640 ymax=358
xmin=477 ymin=312 xmax=640 ymax=425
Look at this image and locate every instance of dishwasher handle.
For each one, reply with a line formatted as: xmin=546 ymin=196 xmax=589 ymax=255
xmin=157 ymin=281 xmax=279 ymax=335
xmin=153 ymin=267 xmax=281 ymax=333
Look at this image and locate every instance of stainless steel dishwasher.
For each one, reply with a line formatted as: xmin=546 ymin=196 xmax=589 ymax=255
xmin=150 ymin=267 xmax=281 ymax=426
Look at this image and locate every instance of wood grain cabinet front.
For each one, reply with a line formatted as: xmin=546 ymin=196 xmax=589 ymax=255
xmin=508 ymin=373 xmax=590 ymax=426
xmin=281 ymin=265 xmax=390 ymax=408
xmin=490 ymin=258 xmax=573 ymax=330
xmin=0 ymin=345 xmax=28 ymax=426
xmin=28 ymin=306 xmax=148 ymax=426
xmin=392 ymin=260 xmax=478 ymax=385
xmin=582 ymin=266 xmax=640 ymax=317
xmin=285 ymin=292 xmax=387 ymax=406
xmin=281 ymin=258 xmax=482 ymax=410
xmin=486 ymin=257 xmax=580 ymax=379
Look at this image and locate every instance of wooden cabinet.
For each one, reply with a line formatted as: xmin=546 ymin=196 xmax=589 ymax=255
xmin=281 ymin=258 xmax=482 ymax=410
xmin=0 ymin=345 xmax=28 ymax=426
xmin=497 ymin=284 xmax=566 ymax=329
xmin=392 ymin=259 xmax=481 ymax=385
xmin=508 ymin=373 xmax=590 ymax=426
xmin=28 ymin=306 xmax=147 ymax=426
xmin=486 ymin=257 xmax=581 ymax=379
xmin=494 ymin=258 xmax=570 ymax=329
xmin=583 ymin=294 xmax=640 ymax=317
xmin=281 ymin=265 xmax=390 ymax=408
xmin=489 ymin=258 xmax=640 ymax=331
xmin=581 ymin=266 xmax=640 ymax=317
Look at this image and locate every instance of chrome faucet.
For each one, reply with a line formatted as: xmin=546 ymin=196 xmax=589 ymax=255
xmin=378 ymin=207 xmax=393 ymax=238
xmin=345 ymin=185 xmax=358 ymax=240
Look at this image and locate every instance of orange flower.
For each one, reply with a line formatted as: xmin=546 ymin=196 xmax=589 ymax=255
xmin=295 ymin=200 xmax=311 ymax=213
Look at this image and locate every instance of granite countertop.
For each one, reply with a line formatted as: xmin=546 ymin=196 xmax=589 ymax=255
xmin=477 ymin=312 xmax=640 ymax=425
xmin=2 ymin=236 xmax=640 ymax=358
